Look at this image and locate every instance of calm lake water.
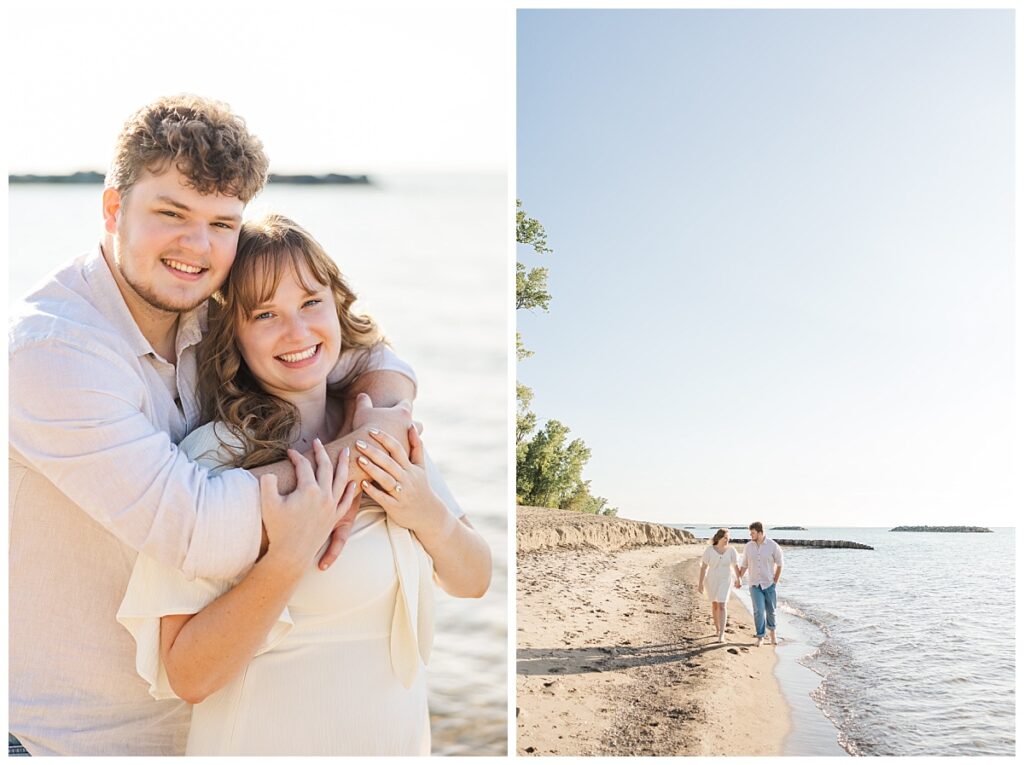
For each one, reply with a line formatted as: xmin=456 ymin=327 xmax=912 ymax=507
xmin=678 ymin=526 xmax=1015 ymax=756
xmin=9 ymin=175 xmax=509 ymax=756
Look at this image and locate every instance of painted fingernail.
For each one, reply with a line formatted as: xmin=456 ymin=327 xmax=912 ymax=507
xmin=368 ymin=428 xmax=381 ymax=435
xmin=357 ymin=456 xmax=368 ymax=465
xmin=355 ymin=440 xmax=368 ymax=449
xmin=314 ymin=438 xmax=323 ymax=447
xmin=342 ymin=447 xmax=350 ymax=458
xmin=361 ymin=480 xmax=371 ymax=489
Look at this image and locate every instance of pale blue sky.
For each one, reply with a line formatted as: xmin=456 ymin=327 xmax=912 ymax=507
xmin=517 ymin=9 xmax=1014 ymax=526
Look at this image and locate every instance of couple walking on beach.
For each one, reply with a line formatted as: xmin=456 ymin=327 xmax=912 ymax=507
xmin=697 ymin=522 xmax=784 ymax=647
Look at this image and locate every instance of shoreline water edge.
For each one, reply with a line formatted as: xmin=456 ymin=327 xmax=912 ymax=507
xmin=516 ymin=507 xmax=800 ymax=756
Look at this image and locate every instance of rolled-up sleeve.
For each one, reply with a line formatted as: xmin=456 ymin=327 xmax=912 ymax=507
xmin=328 ymin=343 xmax=418 ymax=392
xmin=9 ymin=339 xmax=261 ymax=581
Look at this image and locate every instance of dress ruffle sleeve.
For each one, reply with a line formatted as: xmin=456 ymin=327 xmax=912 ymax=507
xmin=115 ymin=422 xmax=293 ymax=701
xmin=382 ymin=445 xmax=458 ymax=687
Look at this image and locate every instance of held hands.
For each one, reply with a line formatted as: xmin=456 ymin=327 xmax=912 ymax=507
xmin=260 ymin=440 xmax=358 ymax=575
xmin=316 ymin=395 xmax=416 ymax=571
xmin=733 ymin=578 xmax=742 ymax=589
xmin=354 ymin=425 xmax=454 ymax=541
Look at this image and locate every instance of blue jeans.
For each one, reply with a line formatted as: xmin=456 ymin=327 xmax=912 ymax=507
xmin=9 ymin=734 xmax=30 ymax=756
xmin=749 ymin=583 xmax=777 ymax=638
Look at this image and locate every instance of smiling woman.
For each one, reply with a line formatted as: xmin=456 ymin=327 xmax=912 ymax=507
xmin=197 ymin=214 xmax=381 ymax=466
xmin=113 ymin=211 xmax=492 ymax=755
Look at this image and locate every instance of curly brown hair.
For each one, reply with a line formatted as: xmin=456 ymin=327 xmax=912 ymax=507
xmin=106 ymin=94 xmax=269 ymax=202
xmin=711 ymin=528 xmax=730 ymax=545
xmin=196 ymin=214 xmax=384 ymax=468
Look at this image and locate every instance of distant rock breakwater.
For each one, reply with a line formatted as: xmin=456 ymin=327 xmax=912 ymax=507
xmin=729 ymin=537 xmax=874 ymax=550
xmin=517 ymin=506 xmax=697 ymax=554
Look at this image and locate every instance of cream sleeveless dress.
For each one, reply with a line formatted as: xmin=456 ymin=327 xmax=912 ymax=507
xmin=117 ymin=422 xmax=461 ymax=756
xmin=701 ymin=545 xmax=738 ymax=603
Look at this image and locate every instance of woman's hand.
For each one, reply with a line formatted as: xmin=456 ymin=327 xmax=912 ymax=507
xmin=260 ymin=440 xmax=359 ymax=574
xmin=357 ymin=425 xmax=491 ymax=598
xmin=354 ymin=426 xmax=452 ymax=538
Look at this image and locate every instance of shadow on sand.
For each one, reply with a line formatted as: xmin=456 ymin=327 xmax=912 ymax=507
xmin=517 ymin=634 xmax=756 ymax=677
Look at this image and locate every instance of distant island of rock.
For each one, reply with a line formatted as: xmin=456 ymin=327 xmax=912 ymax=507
xmin=10 ymin=171 xmax=371 ymax=185
xmin=771 ymin=526 xmax=806 ymax=530
xmin=890 ymin=526 xmax=992 ymax=533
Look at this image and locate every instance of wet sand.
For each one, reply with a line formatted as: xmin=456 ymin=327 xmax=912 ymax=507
xmin=516 ymin=507 xmax=789 ymax=756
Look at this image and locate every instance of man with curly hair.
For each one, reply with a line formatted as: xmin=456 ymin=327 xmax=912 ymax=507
xmin=8 ymin=95 xmax=418 ymax=755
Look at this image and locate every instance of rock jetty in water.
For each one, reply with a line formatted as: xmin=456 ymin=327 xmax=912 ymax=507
xmin=771 ymin=526 xmax=806 ymax=531
xmin=730 ymin=537 xmax=873 ymax=550
xmin=890 ymin=526 xmax=992 ymax=533
xmin=517 ymin=506 xmax=696 ymax=553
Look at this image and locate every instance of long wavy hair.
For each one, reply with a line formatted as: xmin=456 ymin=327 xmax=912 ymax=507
xmin=196 ymin=213 xmax=383 ymax=468
xmin=711 ymin=528 xmax=729 ymax=546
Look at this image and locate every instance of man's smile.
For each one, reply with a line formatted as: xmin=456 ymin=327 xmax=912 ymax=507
xmin=162 ymin=258 xmax=208 ymax=279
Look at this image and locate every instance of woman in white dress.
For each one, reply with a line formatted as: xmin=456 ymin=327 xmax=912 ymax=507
xmin=117 ymin=214 xmax=491 ymax=755
xmin=697 ymin=528 xmax=741 ymax=643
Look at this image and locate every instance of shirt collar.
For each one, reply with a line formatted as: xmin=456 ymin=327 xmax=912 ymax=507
xmin=83 ymin=243 xmax=209 ymax=361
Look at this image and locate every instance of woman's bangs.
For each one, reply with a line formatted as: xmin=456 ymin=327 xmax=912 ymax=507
xmin=233 ymin=247 xmax=289 ymax=317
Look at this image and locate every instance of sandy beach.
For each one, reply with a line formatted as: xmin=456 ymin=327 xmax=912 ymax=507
xmin=516 ymin=507 xmax=790 ymax=756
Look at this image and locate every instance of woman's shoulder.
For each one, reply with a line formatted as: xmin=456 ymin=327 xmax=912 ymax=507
xmin=179 ymin=421 xmax=248 ymax=473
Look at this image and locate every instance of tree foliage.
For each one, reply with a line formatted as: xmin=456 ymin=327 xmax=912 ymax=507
xmin=516 ymin=262 xmax=551 ymax=312
xmin=515 ymin=202 xmax=617 ymax=516
xmin=516 ymin=420 xmax=589 ymax=509
xmin=516 ymin=382 xmax=536 ymax=447
xmin=516 ymin=199 xmax=552 ymax=256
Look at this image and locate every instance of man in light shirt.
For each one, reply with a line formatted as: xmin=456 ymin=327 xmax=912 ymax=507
xmin=8 ymin=95 xmax=418 ymax=755
xmin=736 ymin=521 xmax=784 ymax=648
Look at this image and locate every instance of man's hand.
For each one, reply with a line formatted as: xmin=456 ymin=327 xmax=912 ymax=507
xmin=314 ymin=395 xmax=416 ymax=571
xmin=337 ymin=369 xmax=417 ymax=435
xmin=347 ymin=393 xmax=416 ymax=454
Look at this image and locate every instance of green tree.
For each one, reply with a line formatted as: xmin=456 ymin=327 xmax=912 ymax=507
xmin=516 ymin=262 xmax=551 ymax=312
xmin=516 ymin=201 xmax=617 ymax=515
xmin=516 ymin=200 xmax=550 ymax=479
xmin=563 ymin=480 xmax=618 ymax=517
xmin=516 ymin=420 xmax=591 ymax=509
xmin=516 ymin=199 xmax=552 ymax=257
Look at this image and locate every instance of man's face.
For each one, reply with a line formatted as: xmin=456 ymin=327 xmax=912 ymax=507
xmin=104 ymin=168 xmax=244 ymax=314
xmin=749 ymin=528 xmax=764 ymax=543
